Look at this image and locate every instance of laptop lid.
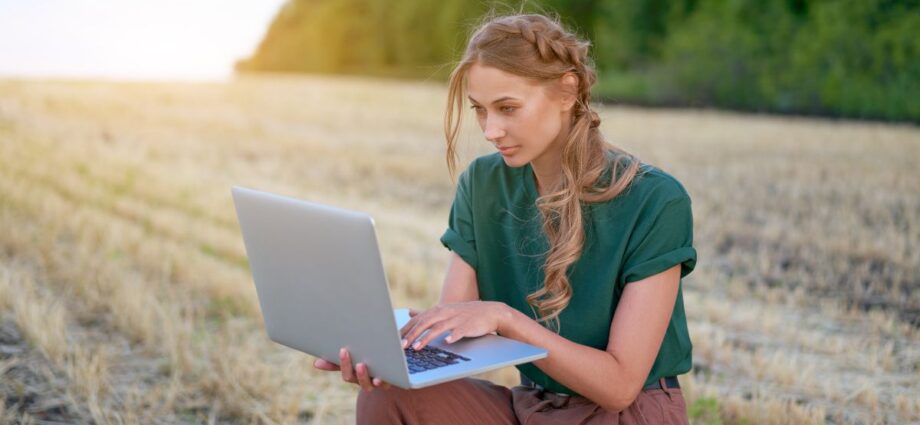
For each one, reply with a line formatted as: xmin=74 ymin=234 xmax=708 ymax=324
xmin=231 ymin=186 xmax=412 ymax=388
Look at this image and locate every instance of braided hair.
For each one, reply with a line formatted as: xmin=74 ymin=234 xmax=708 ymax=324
xmin=444 ymin=13 xmax=641 ymax=333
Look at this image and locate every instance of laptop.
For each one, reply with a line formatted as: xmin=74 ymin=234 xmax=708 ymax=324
xmin=231 ymin=186 xmax=548 ymax=389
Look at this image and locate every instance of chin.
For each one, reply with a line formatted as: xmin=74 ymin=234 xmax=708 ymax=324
xmin=500 ymin=155 xmax=528 ymax=168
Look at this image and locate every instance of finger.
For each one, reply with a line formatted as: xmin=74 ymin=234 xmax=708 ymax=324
xmin=399 ymin=325 xmax=414 ymax=349
xmin=412 ymin=321 xmax=454 ymax=351
xmin=399 ymin=316 xmax=418 ymax=341
xmin=339 ymin=349 xmax=356 ymax=383
xmin=403 ymin=317 xmax=441 ymax=350
xmin=402 ymin=307 xmax=447 ymax=348
xmin=313 ymin=358 xmax=341 ymax=371
xmin=444 ymin=329 xmax=463 ymax=344
xmin=355 ymin=363 xmax=374 ymax=392
xmin=372 ymin=377 xmax=392 ymax=390
xmin=399 ymin=307 xmax=431 ymax=339
xmin=399 ymin=309 xmax=427 ymax=339
xmin=400 ymin=313 xmax=431 ymax=347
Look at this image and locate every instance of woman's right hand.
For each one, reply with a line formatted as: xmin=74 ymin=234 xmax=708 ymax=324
xmin=313 ymin=348 xmax=393 ymax=391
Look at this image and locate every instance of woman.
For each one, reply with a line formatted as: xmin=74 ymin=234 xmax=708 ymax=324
xmin=314 ymin=12 xmax=696 ymax=424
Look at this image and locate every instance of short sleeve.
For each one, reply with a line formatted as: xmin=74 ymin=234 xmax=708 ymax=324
xmin=621 ymin=195 xmax=697 ymax=285
xmin=439 ymin=168 xmax=478 ymax=269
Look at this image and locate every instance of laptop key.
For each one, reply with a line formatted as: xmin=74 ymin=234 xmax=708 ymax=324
xmin=405 ymin=345 xmax=469 ymax=373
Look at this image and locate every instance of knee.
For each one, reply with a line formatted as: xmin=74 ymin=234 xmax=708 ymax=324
xmin=356 ymin=387 xmax=412 ymax=424
xmin=355 ymin=380 xmax=469 ymax=423
xmin=357 ymin=386 xmax=410 ymax=409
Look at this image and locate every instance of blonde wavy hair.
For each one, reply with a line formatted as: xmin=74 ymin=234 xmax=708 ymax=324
xmin=443 ymin=12 xmax=642 ymax=333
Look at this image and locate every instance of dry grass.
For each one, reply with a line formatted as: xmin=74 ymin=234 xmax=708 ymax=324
xmin=0 ymin=73 xmax=917 ymax=424
xmin=0 ymin=266 xmax=68 ymax=364
xmin=0 ymin=368 xmax=9 ymax=422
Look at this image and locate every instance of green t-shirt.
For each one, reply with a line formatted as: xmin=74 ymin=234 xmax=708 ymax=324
xmin=439 ymin=152 xmax=696 ymax=396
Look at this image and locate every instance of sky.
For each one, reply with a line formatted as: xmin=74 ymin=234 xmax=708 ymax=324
xmin=0 ymin=0 xmax=288 ymax=81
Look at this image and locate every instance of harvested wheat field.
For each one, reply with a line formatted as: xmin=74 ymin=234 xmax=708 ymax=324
xmin=0 ymin=74 xmax=918 ymax=424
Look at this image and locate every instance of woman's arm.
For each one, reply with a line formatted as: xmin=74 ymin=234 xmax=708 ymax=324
xmin=496 ymin=264 xmax=682 ymax=412
xmin=438 ymin=252 xmax=479 ymax=304
xmin=402 ymin=256 xmax=681 ymax=410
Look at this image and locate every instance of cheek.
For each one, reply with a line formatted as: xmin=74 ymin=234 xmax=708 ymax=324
xmin=530 ymin=107 xmax=561 ymax=144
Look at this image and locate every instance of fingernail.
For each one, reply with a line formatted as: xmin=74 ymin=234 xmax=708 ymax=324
xmin=412 ymin=341 xmax=421 ymax=350
xmin=401 ymin=339 xmax=407 ymax=348
xmin=339 ymin=348 xmax=346 ymax=357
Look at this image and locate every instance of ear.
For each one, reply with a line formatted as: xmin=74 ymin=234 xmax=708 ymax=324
xmin=559 ymin=72 xmax=579 ymax=112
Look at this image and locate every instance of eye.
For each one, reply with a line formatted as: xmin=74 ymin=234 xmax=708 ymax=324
xmin=500 ymin=106 xmax=516 ymax=113
xmin=470 ymin=105 xmax=485 ymax=114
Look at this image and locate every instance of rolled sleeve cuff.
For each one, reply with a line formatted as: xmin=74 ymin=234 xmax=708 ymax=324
xmin=623 ymin=246 xmax=697 ymax=284
xmin=439 ymin=228 xmax=478 ymax=270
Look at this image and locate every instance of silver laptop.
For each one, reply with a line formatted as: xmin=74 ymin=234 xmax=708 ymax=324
xmin=231 ymin=186 xmax=548 ymax=389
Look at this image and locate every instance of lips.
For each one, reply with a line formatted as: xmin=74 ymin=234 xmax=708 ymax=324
xmin=498 ymin=146 xmax=519 ymax=154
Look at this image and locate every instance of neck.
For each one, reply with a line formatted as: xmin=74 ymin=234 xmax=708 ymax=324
xmin=531 ymin=114 xmax=571 ymax=196
xmin=531 ymin=152 xmax=563 ymax=197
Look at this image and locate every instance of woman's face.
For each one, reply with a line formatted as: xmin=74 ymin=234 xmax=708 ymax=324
xmin=466 ymin=63 xmax=573 ymax=168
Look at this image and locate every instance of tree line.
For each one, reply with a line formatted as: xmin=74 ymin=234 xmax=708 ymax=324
xmin=236 ymin=0 xmax=920 ymax=122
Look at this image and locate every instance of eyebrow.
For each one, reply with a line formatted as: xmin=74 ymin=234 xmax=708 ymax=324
xmin=468 ymin=95 xmax=519 ymax=105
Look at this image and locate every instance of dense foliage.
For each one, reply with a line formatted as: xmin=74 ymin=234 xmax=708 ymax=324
xmin=237 ymin=0 xmax=920 ymax=121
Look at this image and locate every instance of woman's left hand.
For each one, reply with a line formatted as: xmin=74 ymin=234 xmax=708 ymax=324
xmin=399 ymin=301 xmax=509 ymax=350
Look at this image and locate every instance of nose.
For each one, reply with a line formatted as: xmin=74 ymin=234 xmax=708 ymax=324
xmin=483 ymin=117 xmax=506 ymax=142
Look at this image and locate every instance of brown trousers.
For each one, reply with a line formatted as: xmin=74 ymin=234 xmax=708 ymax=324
xmin=356 ymin=377 xmax=690 ymax=424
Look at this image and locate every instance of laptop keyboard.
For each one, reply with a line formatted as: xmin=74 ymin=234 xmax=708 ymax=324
xmin=405 ymin=345 xmax=470 ymax=374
